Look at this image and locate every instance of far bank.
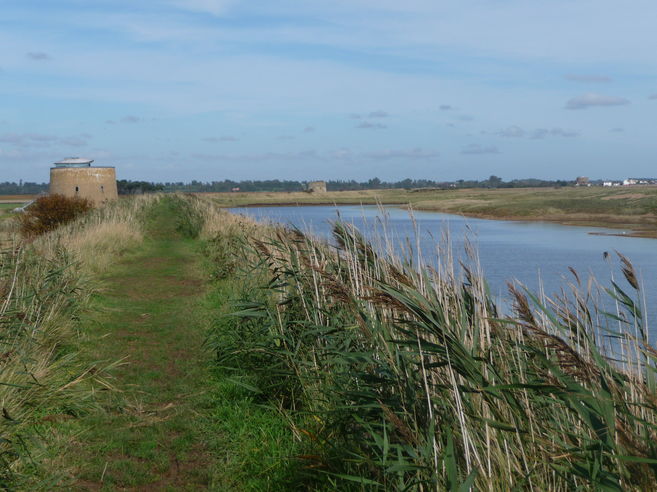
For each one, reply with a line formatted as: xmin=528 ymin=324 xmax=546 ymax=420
xmin=199 ymin=186 xmax=657 ymax=238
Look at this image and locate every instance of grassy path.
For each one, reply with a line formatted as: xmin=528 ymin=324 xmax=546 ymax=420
xmin=45 ymin=199 xmax=302 ymax=491
xmin=63 ymin=205 xmax=218 ymax=490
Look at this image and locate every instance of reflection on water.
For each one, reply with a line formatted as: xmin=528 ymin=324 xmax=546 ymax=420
xmin=230 ymin=205 xmax=657 ymax=330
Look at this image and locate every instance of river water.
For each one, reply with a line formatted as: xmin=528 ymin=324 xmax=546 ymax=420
xmin=230 ymin=205 xmax=657 ymax=328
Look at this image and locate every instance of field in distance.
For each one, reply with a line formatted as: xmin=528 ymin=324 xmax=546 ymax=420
xmin=200 ymin=186 xmax=657 ymax=237
xmin=0 ymin=195 xmax=37 ymax=203
xmin=0 ymin=196 xmax=34 ymax=221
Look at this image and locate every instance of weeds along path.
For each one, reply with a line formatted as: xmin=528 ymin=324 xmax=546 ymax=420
xmin=61 ymin=199 xmax=219 ymax=489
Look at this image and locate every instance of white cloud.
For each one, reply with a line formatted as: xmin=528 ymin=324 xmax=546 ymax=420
xmin=530 ymin=128 xmax=579 ymax=139
xmin=357 ymin=121 xmax=387 ymax=129
xmin=565 ymin=93 xmax=629 ymax=110
xmin=461 ymin=144 xmax=499 ymax=155
xmin=202 ymin=136 xmax=239 ymax=142
xmin=495 ymin=126 xmax=525 ymax=138
xmin=490 ymin=126 xmax=579 ymax=139
xmin=0 ymin=133 xmax=91 ymax=148
xmin=362 ymin=148 xmax=439 ymax=160
xmin=26 ymin=52 xmax=51 ymax=61
xmin=564 ymin=74 xmax=611 ymax=83
xmin=169 ymin=0 xmax=236 ymax=16
xmin=350 ymin=111 xmax=389 ymax=119
xmin=59 ymin=136 xmax=89 ymax=147
xmin=190 ymin=147 xmax=438 ymax=162
xmin=191 ymin=150 xmax=317 ymax=162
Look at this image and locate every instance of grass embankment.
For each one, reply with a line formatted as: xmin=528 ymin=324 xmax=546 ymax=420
xmin=203 ymin=186 xmax=657 ymax=237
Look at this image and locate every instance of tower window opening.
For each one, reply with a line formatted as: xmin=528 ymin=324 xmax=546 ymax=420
xmin=75 ymin=186 xmax=79 ymax=193
xmin=101 ymin=185 xmax=104 ymax=193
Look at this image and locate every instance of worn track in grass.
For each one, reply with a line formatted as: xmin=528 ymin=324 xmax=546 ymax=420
xmin=43 ymin=198 xmax=305 ymax=491
xmin=59 ymin=203 xmax=217 ymax=490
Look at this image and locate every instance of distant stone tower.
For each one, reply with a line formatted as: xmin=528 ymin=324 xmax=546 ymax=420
xmin=49 ymin=158 xmax=118 ymax=205
xmin=307 ymin=180 xmax=327 ymax=193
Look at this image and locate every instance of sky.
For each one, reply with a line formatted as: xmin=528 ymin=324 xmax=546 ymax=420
xmin=1 ymin=0 xmax=656 ymax=183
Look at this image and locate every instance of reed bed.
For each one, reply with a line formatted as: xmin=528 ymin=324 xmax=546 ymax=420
xmin=207 ymin=207 xmax=657 ymax=490
xmin=0 ymin=195 xmax=159 ymax=486
xmin=0 ymin=243 xmax=98 ymax=485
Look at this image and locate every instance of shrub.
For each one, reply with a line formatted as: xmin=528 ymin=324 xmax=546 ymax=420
xmin=19 ymin=194 xmax=92 ymax=238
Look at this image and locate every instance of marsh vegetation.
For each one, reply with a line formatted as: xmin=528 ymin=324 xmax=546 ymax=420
xmin=2 ymin=193 xmax=657 ymax=489
xmin=210 ymin=199 xmax=657 ymax=490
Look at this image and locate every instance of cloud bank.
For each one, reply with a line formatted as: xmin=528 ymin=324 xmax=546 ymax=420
xmin=170 ymin=0 xmax=236 ymax=16
xmin=202 ymin=136 xmax=239 ymax=142
xmin=565 ymin=94 xmax=629 ymax=110
xmin=493 ymin=126 xmax=580 ymax=139
xmin=461 ymin=144 xmax=500 ymax=155
xmin=0 ymin=133 xmax=91 ymax=148
xmin=26 ymin=52 xmax=51 ymax=61
xmin=357 ymin=121 xmax=387 ymax=129
xmin=564 ymin=74 xmax=611 ymax=83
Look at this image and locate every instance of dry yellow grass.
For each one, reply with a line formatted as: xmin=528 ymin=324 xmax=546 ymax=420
xmin=62 ymin=221 xmax=143 ymax=274
xmin=192 ymin=194 xmax=261 ymax=239
xmin=34 ymin=194 xmax=158 ymax=275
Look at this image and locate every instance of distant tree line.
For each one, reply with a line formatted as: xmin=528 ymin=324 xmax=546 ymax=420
xmin=0 ymin=176 xmax=575 ymax=196
xmin=327 ymin=176 xmax=572 ymax=190
xmin=0 ymin=181 xmax=48 ymax=195
xmin=117 ymin=180 xmax=165 ymax=195
xmin=135 ymin=176 xmax=572 ymax=193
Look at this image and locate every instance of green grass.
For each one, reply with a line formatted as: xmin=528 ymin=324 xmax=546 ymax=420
xmin=0 ymin=203 xmax=18 ymax=221
xmin=39 ymin=197 xmax=302 ymax=490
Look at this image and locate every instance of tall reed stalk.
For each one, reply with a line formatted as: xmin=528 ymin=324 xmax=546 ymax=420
xmin=207 ymin=207 xmax=657 ymax=491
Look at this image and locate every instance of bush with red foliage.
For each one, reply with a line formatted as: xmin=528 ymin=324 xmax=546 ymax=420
xmin=19 ymin=194 xmax=93 ymax=238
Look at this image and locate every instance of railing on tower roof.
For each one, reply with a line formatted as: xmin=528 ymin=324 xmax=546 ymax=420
xmin=53 ymin=158 xmax=94 ymax=168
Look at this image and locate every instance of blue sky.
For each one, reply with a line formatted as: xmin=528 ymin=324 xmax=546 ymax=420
xmin=1 ymin=0 xmax=656 ymax=182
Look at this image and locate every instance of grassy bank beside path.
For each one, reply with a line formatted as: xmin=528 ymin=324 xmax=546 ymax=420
xmin=49 ymin=198 xmax=299 ymax=490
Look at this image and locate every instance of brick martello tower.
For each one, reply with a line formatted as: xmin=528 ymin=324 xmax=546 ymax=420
xmin=49 ymin=158 xmax=118 ymax=205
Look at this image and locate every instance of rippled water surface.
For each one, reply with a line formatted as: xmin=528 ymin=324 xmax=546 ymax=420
xmin=230 ymin=205 xmax=657 ymax=325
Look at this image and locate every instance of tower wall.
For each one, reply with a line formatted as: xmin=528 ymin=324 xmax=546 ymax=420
xmin=49 ymin=167 xmax=118 ymax=205
xmin=307 ymin=180 xmax=327 ymax=193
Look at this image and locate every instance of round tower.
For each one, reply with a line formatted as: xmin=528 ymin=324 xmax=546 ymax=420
xmin=49 ymin=158 xmax=118 ymax=205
